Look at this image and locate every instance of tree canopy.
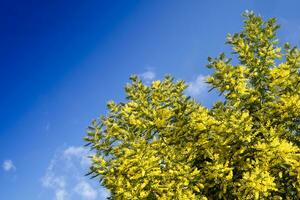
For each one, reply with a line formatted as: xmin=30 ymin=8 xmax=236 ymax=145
xmin=85 ymin=12 xmax=300 ymax=199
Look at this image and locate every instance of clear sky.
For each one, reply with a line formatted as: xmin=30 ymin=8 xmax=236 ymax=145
xmin=1 ymin=0 xmax=300 ymax=199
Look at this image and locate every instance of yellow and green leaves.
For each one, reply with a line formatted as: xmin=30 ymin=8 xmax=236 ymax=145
xmin=85 ymin=12 xmax=300 ymax=199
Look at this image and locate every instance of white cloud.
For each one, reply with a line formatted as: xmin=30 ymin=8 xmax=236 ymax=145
xmin=63 ymin=146 xmax=91 ymax=167
xmin=140 ymin=69 xmax=156 ymax=83
xmin=186 ymin=75 xmax=209 ymax=97
xmin=41 ymin=146 xmax=109 ymax=200
xmin=63 ymin=146 xmax=85 ymax=156
xmin=42 ymin=173 xmax=66 ymax=189
xmin=42 ymin=158 xmax=68 ymax=200
xmin=56 ymin=189 xmax=68 ymax=200
xmin=2 ymin=160 xmax=16 ymax=172
xmin=74 ymin=181 xmax=97 ymax=200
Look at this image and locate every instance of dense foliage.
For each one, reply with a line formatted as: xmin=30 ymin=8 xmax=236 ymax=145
xmin=85 ymin=12 xmax=300 ymax=199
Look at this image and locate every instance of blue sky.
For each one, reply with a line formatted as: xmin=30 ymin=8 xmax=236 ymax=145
xmin=1 ymin=0 xmax=300 ymax=199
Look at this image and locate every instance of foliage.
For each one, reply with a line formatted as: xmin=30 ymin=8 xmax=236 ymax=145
xmin=85 ymin=12 xmax=300 ymax=199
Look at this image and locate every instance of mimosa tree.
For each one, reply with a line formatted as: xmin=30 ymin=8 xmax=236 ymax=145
xmin=85 ymin=12 xmax=300 ymax=199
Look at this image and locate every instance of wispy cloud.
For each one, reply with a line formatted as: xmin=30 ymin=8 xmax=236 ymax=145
xmin=2 ymin=160 xmax=16 ymax=172
xmin=41 ymin=146 xmax=109 ymax=200
xmin=55 ymin=189 xmax=68 ymax=200
xmin=42 ymin=157 xmax=68 ymax=200
xmin=140 ymin=69 xmax=156 ymax=84
xmin=186 ymin=74 xmax=209 ymax=98
xmin=74 ymin=181 xmax=98 ymax=200
xmin=63 ymin=146 xmax=91 ymax=167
